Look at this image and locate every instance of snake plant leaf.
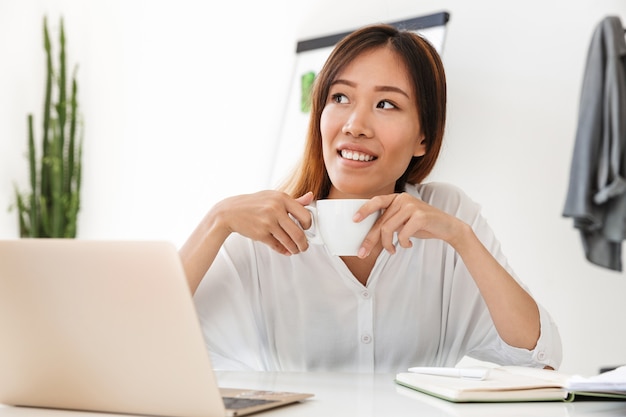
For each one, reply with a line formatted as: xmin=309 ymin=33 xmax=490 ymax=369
xmin=11 ymin=15 xmax=83 ymax=239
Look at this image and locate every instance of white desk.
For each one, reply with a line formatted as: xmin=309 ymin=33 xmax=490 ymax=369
xmin=2 ymin=371 xmax=626 ymax=417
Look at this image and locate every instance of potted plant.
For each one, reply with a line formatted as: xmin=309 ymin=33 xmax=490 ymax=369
xmin=13 ymin=16 xmax=83 ymax=238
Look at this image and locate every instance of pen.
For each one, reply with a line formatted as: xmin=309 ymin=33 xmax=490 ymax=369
xmin=407 ymin=367 xmax=490 ymax=380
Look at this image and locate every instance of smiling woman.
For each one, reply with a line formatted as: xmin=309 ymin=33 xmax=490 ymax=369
xmin=319 ymin=47 xmax=425 ymax=200
xmin=179 ymin=23 xmax=562 ymax=373
xmin=283 ymin=25 xmax=446 ymax=200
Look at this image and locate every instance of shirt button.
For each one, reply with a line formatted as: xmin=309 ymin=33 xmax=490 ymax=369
xmin=361 ymin=334 xmax=372 ymax=344
xmin=537 ymin=351 xmax=546 ymax=361
xmin=361 ymin=291 xmax=371 ymax=299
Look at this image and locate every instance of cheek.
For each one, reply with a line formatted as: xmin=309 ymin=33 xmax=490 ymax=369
xmin=319 ymin=108 xmax=334 ymax=139
xmin=385 ymin=132 xmax=421 ymax=168
xmin=320 ymin=106 xmax=345 ymax=137
xmin=388 ymin=120 xmax=422 ymax=154
xmin=320 ymin=110 xmax=329 ymax=139
xmin=320 ymin=110 xmax=341 ymax=156
xmin=319 ymin=109 xmax=335 ymax=161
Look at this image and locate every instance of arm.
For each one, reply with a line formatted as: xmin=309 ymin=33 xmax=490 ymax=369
xmin=446 ymin=222 xmax=540 ymax=350
xmin=356 ymin=192 xmax=540 ymax=350
xmin=179 ymin=191 xmax=314 ymax=294
xmin=179 ymin=209 xmax=231 ymax=295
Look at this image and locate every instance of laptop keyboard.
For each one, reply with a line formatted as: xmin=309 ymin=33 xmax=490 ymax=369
xmin=222 ymin=397 xmax=279 ymax=410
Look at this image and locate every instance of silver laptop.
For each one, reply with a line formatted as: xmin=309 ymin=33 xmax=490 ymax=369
xmin=0 ymin=239 xmax=313 ymax=417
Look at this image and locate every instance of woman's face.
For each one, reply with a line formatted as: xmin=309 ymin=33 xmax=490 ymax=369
xmin=320 ymin=46 xmax=425 ymax=199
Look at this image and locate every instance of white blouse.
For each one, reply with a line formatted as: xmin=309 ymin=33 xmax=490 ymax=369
xmin=193 ymin=182 xmax=562 ymax=372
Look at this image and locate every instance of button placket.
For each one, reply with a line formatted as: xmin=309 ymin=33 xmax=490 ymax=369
xmin=357 ymin=289 xmax=374 ymax=371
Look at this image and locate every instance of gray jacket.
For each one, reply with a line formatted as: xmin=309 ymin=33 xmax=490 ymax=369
xmin=563 ymin=16 xmax=626 ymax=271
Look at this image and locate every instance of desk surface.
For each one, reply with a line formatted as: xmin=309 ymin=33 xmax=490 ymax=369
xmin=2 ymin=371 xmax=626 ymax=417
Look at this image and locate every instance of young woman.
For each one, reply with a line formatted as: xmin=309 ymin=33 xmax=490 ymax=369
xmin=180 ymin=24 xmax=562 ymax=372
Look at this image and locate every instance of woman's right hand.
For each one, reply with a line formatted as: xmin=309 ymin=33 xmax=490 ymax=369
xmin=211 ymin=190 xmax=315 ymax=256
xmin=180 ymin=190 xmax=314 ymax=293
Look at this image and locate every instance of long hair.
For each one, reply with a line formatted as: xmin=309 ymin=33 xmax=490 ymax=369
xmin=279 ymin=24 xmax=447 ymax=199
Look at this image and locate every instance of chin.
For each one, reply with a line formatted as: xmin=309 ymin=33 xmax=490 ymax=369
xmin=329 ymin=184 xmax=382 ymax=199
xmin=328 ymin=172 xmax=396 ymax=197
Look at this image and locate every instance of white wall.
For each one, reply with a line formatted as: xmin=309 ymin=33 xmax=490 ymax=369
xmin=2 ymin=0 xmax=626 ymax=376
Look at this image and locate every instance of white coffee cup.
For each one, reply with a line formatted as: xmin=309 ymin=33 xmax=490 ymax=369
xmin=304 ymin=199 xmax=381 ymax=256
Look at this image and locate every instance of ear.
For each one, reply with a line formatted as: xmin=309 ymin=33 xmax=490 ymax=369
xmin=413 ymin=136 xmax=427 ymax=157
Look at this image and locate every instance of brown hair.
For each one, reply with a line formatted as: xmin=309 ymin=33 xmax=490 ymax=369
xmin=279 ymin=24 xmax=447 ymax=199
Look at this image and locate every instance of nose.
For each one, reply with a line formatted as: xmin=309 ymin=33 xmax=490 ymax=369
xmin=341 ymin=105 xmax=373 ymax=138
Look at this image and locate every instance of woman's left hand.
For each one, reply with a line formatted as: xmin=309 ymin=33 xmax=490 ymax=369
xmin=354 ymin=192 xmax=465 ymax=258
xmin=356 ymin=193 xmax=542 ymax=352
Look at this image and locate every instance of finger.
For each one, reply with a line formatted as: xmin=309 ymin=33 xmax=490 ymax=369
xmin=269 ymin=226 xmax=302 ymax=255
xmin=353 ymin=194 xmax=395 ymax=222
xmin=278 ymin=215 xmax=310 ymax=252
xmin=396 ymin=211 xmax=425 ymax=247
xmin=289 ymin=202 xmax=314 ymax=231
xmin=391 ymin=203 xmax=434 ymax=248
xmin=379 ymin=220 xmax=398 ymax=254
xmin=396 ymin=226 xmax=414 ymax=249
xmin=261 ymin=235 xmax=293 ymax=256
xmin=295 ymin=191 xmax=314 ymax=205
xmin=378 ymin=205 xmax=411 ymax=254
xmin=358 ymin=219 xmax=382 ymax=258
xmin=382 ymin=194 xmax=428 ymax=248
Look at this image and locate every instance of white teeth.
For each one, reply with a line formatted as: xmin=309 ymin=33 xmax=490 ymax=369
xmin=340 ymin=149 xmax=375 ymax=162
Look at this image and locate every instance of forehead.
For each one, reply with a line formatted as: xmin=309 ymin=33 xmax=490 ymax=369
xmin=334 ymin=46 xmax=412 ymax=91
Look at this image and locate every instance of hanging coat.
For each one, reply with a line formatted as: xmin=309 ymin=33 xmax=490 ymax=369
xmin=563 ymin=16 xmax=626 ymax=271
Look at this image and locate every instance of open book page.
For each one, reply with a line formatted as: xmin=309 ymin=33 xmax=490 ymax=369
xmin=497 ymin=366 xmax=572 ymax=383
xmin=565 ymin=366 xmax=626 ymax=393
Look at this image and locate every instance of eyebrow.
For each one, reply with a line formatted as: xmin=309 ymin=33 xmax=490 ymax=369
xmin=331 ymin=79 xmax=411 ymax=99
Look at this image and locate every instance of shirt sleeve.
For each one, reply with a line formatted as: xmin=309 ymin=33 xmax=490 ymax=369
xmin=419 ymin=182 xmax=563 ymax=369
xmin=192 ymin=234 xmax=268 ymax=371
xmin=468 ymin=200 xmax=563 ymax=369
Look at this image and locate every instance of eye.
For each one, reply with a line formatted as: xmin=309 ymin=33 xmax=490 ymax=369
xmin=376 ymin=100 xmax=396 ymax=109
xmin=331 ymin=93 xmax=349 ymax=104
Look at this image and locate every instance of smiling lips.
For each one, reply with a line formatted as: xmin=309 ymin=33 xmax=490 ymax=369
xmin=339 ymin=149 xmax=377 ymax=162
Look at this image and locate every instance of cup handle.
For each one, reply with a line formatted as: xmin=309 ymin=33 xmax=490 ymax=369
xmin=303 ymin=206 xmax=323 ymax=244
